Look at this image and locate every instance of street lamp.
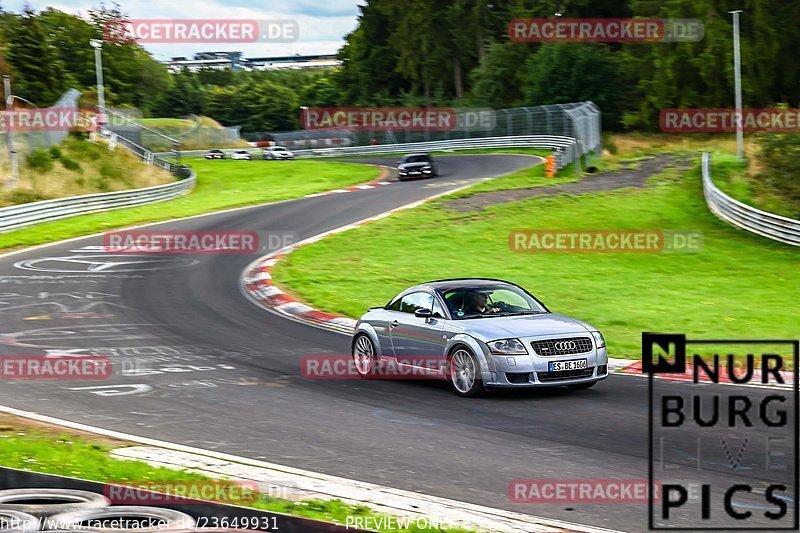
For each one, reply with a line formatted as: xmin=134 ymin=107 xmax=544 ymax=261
xmin=729 ymin=10 xmax=744 ymax=161
xmin=3 ymin=75 xmax=19 ymax=187
xmin=299 ymin=105 xmax=309 ymax=130
xmin=89 ymin=39 xmax=106 ymax=130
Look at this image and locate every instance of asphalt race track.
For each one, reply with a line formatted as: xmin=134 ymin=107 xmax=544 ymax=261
xmin=0 ymin=155 xmax=794 ymax=532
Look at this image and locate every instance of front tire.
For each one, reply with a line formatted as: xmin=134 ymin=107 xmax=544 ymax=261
xmin=352 ymin=334 xmax=378 ymax=378
xmin=448 ymin=347 xmax=484 ymax=397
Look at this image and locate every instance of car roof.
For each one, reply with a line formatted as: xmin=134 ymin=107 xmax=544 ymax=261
xmin=401 ymin=153 xmax=431 ymax=158
xmin=410 ymin=278 xmax=518 ymax=292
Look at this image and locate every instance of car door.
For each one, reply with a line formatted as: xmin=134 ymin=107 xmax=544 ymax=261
xmin=389 ymin=291 xmax=445 ymax=367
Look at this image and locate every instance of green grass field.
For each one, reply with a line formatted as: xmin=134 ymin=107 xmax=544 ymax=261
xmin=272 ymin=151 xmax=799 ymax=359
xmin=0 ymin=417 xmax=472 ymax=533
xmin=0 ymin=158 xmax=380 ymax=251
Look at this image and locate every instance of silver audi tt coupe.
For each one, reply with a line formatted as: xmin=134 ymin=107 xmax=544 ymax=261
xmin=352 ymin=278 xmax=609 ymax=397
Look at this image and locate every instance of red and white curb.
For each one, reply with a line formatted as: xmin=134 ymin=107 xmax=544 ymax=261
xmin=242 ymin=181 xmax=486 ymax=334
xmin=610 ymin=358 xmax=793 ymax=389
xmin=305 ymin=181 xmax=393 ymax=198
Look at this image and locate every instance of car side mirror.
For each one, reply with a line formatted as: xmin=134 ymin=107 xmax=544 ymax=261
xmin=414 ymin=308 xmax=433 ymax=319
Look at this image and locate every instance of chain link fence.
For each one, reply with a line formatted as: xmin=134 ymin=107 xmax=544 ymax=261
xmin=251 ymin=101 xmax=602 ymax=172
xmin=0 ymin=89 xmax=81 ymax=175
xmin=106 ymin=110 xmax=242 ymax=152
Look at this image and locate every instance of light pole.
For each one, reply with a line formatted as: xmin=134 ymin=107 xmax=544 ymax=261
xmin=3 ymin=75 xmax=19 ymax=188
xmin=729 ymin=10 xmax=744 ymax=161
xmin=299 ymin=105 xmax=309 ymax=130
xmin=89 ymin=39 xmax=106 ymax=131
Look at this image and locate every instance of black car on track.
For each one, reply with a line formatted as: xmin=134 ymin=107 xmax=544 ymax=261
xmin=397 ymin=153 xmax=438 ymax=180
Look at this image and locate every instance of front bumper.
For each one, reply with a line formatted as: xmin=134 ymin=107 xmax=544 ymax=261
xmin=398 ymin=168 xmax=432 ymax=178
xmin=479 ymin=339 xmax=609 ymax=388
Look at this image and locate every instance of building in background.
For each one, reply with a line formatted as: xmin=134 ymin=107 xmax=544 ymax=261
xmin=166 ymin=52 xmax=339 ymax=72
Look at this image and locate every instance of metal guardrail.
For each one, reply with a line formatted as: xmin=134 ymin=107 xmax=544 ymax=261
xmin=702 ymin=152 xmax=800 ymax=246
xmin=292 ymin=135 xmax=578 ymax=168
xmin=161 ymin=135 xmax=581 ymax=171
xmin=0 ymin=171 xmax=196 ymax=233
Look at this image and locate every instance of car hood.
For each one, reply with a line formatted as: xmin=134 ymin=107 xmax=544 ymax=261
xmin=456 ymin=313 xmax=593 ymax=341
xmin=398 ymin=162 xmax=430 ymax=169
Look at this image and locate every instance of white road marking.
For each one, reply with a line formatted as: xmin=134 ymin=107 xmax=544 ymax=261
xmin=0 ymin=404 xmax=620 ymax=533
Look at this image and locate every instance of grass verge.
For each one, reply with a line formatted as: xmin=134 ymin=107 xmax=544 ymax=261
xmin=0 ymin=136 xmax=171 ymax=207
xmin=0 ymin=414 xmax=473 ymax=533
xmin=272 ymin=147 xmax=799 ymax=359
xmin=0 ymin=158 xmax=380 ymax=252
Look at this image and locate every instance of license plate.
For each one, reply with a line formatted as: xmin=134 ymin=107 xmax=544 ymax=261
xmin=548 ymin=359 xmax=588 ymax=372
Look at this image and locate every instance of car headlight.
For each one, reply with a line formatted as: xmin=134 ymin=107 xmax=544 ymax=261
xmin=488 ymin=338 xmax=528 ymax=355
xmin=591 ymin=331 xmax=606 ymax=349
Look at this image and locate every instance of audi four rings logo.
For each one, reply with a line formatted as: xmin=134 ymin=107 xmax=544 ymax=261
xmin=555 ymin=341 xmax=577 ymax=351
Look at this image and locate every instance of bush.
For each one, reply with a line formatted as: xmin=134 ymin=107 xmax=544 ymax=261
xmin=90 ymin=175 xmax=111 ymax=192
xmin=49 ymin=145 xmax=62 ymax=159
xmin=68 ymin=129 xmax=90 ymax=140
xmin=5 ymin=188 xmax=51 ymax=204
xmin=99 ymin=160 xmax=123 ymax=181
xmin=25 ymin=148 xmax=53 ymax=172
xmin=60 ymin=156 xmax=82 ymax=172
xmin=756 ymin=133 xmax=800 ymax=217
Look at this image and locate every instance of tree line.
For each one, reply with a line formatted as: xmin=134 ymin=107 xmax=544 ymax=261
xmin=1 ymin=1 xmax=798 ymax=133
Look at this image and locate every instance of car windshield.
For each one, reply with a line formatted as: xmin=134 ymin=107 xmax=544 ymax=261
xmin=441 ymin=284 xmax=547 ymax=319
xmin=401 ymin=155 xmax=430 ymax=164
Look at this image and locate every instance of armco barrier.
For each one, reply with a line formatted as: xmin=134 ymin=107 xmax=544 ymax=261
xmin=0 ymin=467 xmax=361 ymax=532
xmin=159 ymin=134 xmax=582 ymax=172
xmin=0 ymin=171 xmax=196 ymax=233
xmin=702 ymin=152 xmax=800 ymax=246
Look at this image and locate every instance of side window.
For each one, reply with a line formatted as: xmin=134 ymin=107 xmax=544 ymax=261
xmin=431 ymin=297 xmax=447 ymax=318
xmin=386 ymin=297 xmax=403 ymax=311
xmin=398 ymin=292 xmax=433 ymax=314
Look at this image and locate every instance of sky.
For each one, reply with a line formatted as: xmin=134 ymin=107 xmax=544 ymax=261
xmin=5 ymin=0 xmax=364 ymax=60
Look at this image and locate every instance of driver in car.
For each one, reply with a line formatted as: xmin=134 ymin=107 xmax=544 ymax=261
xmin=464 ymin=291 xmax=501 ymax=315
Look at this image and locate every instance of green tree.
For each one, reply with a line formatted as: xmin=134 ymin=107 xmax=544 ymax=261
xmin=521 ymin=43 xmax=630 ymax=128
xmin=299 ymin=76 xmax=339 ymax=106
xmin=157 ymin=69 xmax=204 ymax=117
xmin=5 ymin=6 xmax=68 ymax=104
xmin=470 ymin=42 xmax=532 ymax=108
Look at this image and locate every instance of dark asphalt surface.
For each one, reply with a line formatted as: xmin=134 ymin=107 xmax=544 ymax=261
xmin=0 ymin=154 xmax=795 ymax=532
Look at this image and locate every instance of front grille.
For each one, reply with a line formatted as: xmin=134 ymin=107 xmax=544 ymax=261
xmin=506 ymin=372 xmax=531 ymax=384
xmin=530 ymin=337 xmax=593 ymax=356
xmin=537 ymin=368 xmax=594 ymax=382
